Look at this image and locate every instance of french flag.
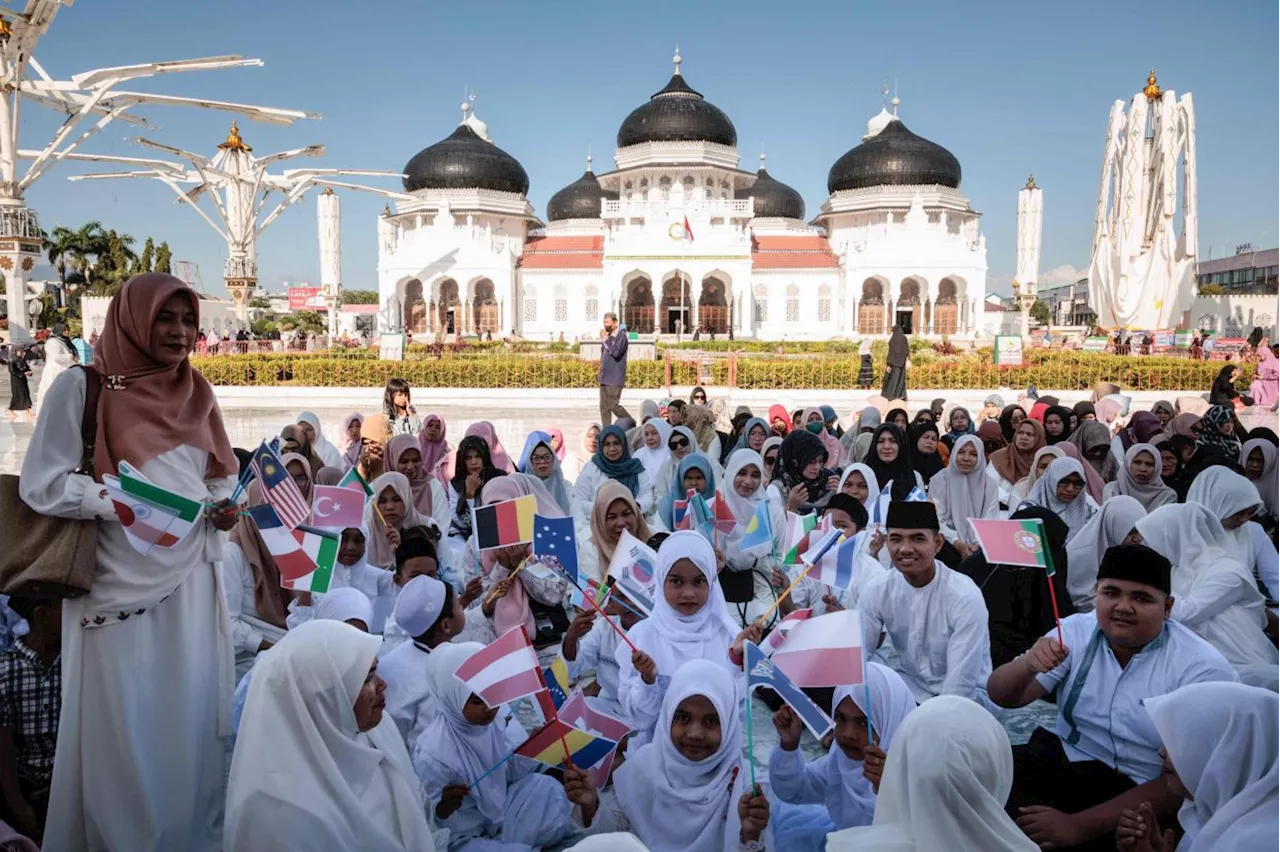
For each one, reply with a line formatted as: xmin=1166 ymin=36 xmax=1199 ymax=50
xmin=768 ymin=609 xmax=865 ymax=688
xmin=453 ymin=626 xmax=545 ymax=709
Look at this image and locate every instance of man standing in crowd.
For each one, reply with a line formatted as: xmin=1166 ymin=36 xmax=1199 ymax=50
xmin=599 ymin=312 xmax=630 ymax=426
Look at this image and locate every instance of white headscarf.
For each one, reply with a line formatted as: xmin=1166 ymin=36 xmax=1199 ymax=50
xmin=226 ymin=621 xmax=436 ymax=852
xmin=612 ymin=659 xmax=758 ymax=852
xmin=314 ymin=587 xmax=375 ymax=629
xmin=838 ymin=463 xmax=880 ymax=517
xmin=821 ymin=663 xmax=918 ymax=829
xmin=826 ymin=695 xmax=1037 ymax=852
xmin=413 ymin=642 xmax=510 ymax=823
xmin=1022 ymin=457 xmax=1096 ymax=543
xmin=634 ymin=418 xmax=673 ymax=481
xmin=1064 ymin=495 xmax=1146 ymax=609
xmin=1240 ymin=439 xmax=1278 ymax=517
xmin=298 ymin=410 xmax=343 ymax=469
xmin=1107 ymin=443 xmax=1176 ymax=510
xmin=616 ymin=531 xmax=740 ymax=687
xmin=721 ymin=448 xmax=766 ymax=525
xmin=1145 ymin=682 xmax=1279 ymax=852
xmin=1186 ymin=466 xmax=1265 ymax=567
xmin=928 ymin=435 xmax=1000 ymax=540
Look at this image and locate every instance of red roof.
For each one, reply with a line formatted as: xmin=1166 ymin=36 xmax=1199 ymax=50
xmin=750 ymin=235 xmax=839 ymax=269
xmin=518 ymin=235 xmax=604 ymax=269
xmin=984 ymin=301 xmax=1011 ymax=312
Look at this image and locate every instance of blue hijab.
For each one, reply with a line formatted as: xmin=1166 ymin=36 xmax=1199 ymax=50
xmin=591 ymin=424 xmax=645 ymax=496
xmin=733 ymin=417 xmax=771 ymax=453
xmin=517 ymin=430 xmax=572 ymax=515
xmin=659 ymin=452 xmax=717 ymax=529
xmin=818 ymin=405 xmax=840 ymax=434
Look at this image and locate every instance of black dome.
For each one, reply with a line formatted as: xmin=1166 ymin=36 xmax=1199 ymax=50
xmin=737 ymin=167 xmax=805 ymax=219
xmin=827 ymin=119 xmax=961 ymax=194
xmin=616 ymin=72 xmax=737 ymax=148
xmin=402 ymin=124 xmax=529 ymax=195
xmin=546 ymin=168 xmax=619 ymax=221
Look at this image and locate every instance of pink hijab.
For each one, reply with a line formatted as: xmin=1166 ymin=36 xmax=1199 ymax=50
xmin=1058 ymin=442 xmax=1105 ymax=503
xmin=547 ymin=428 xmax=567 ymax=461
xmin=387 ymin=433 xmax=434 ymax=515
xmin=417 ymin=413 xmax=450 ymax=481
xmin=339 ymin=412 xmax=364 ymax=470
xmin=434 ymin=421 xmax=515 ymax=481
xmin=479 ymin=474 xmax=565 ymax=640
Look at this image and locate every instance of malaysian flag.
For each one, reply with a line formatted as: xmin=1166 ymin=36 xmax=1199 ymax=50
xmin=250 ymin=440 xmax=310 ymax=529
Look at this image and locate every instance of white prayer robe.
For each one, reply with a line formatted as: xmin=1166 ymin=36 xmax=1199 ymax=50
xmin=33 ymin=334 xmax=76 ymax=416
xmin=572 ymin=461 xmax=656 ymax=525
xmin=19 ymin=368 xmax=235 ymax=852
xmin=561 ymin=615 xmax=627 ymax=718
xmin=221 ymin=540 xmax=288 ymax=679
xmin=1033 ymin=612 xmax=1236 ymax=783
xmin=857 ymin=560 xmax=993 ymax=705
xmin=285 ymin=559 xmax=400 ymax=633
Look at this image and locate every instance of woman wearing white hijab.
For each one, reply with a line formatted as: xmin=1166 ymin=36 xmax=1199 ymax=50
xmin=770 ymin=663 xmax=916 ymax=846
xmin=836 ymin=463 xmax=880 ymax=518
xmin=226 ymin=620 xmax=438 ymax=852
xmin=1063 ymin=496 xmax=1146 ymax=611
xmin=1240 ymin=438 xmax=1278 ymax=519
xmin=413 ymin=642 xmax=571 ymax=851
xmin=297 ymin=410 xmax=343 ymax=469
xmin=571 ymin=659 xmax=772 ymax=852
xmin=1128 ymin=682 xmax=1279 ymax=852
xmin=928 ymin=435 xmax=1001 ymax=554
xmin=1135 ymin=503 xmax=1277 ymax=685
xmin=825 ymin=695 xmax=1038 ymax=852
xmin=1010 ymin=445 xmax=1063 ymax=503
xmin=633 ymin=417 xmax=673 ymax=483
xmin=1101 ymin=443 xmax=1176 ymax=510
xmin=1021 ymin=457 xmax=1097 ymax=543
xmin=615 ymin=531 xmax=745 ymax=746
xmin=720 ymin=449 xmax=788 ymax=626
xmin=1186 ymin=466 xmax=1279 ymax=603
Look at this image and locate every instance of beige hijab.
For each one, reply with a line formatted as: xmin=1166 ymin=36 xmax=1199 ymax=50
xmin=590 ymin=480 xmax=653 ymax=567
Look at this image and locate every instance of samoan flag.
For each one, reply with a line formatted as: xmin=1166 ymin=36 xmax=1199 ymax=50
xmin=250 ymin=440 xmax=310 ymax=529
xmin=745 ymin=640 xmax=833 ymax=739
xmin=532 ymin=514 xmax=578 ymax=584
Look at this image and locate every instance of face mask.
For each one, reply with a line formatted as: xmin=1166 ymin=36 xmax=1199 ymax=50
xmin=806 ymin=421 xmax=824 ymax=435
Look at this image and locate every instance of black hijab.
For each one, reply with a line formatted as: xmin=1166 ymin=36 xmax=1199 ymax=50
xmin=775 ymin=429 xmax=831 ymax=503
xmin=907 ymin=421 xmax=945 ymax=485
xmin=955 ymin=505 xmax=1075 ymax=667
xmin=1209 ymin=365 xmax=1241 ymax=406
xmin=887 ymin=325 xmax=909 ymax=368
xmin=449 ymin=435 xmax=504 ymax=513
xmin=1042 ymin=405 xmax=1074 ymax=445
xmin=863 ymin=423 xmax=916 ymax=500
xmin=998 ymin=405 xmax=1026 ymax=443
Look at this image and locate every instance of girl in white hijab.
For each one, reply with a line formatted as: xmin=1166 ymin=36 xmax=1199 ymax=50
xmin=721 ymin=449 xmax=788 ymax=626
xmin=413 ymin=642 xmax=572 ymax=851
xmin=615 ymin=531 xmax=746 ymax=746
xmin=770 ymin=663 xmax=916 ymax=846
xmin=226 ymin=620 xmax=438 ymax=852
xmin=633 ymin=417 xmax=673 ymax=483
xmin=1127 ymin=682 xmax=1278 ymax=852
xmin=1010 ymin=445 xmax=1063 ymax=502
xmin=837 ymin=463 xmax=880 ymax=518
xmin=298 ymin=410 xmax=344 ymax=469
xmin=1135 ymin=503 xmax=1277 ymax=685
xmin=928 ymin=435 xmax=1001 ymax=555
xmin=1063 ymin=496 xmax=1146 ymax=611
xmin=825 ymin=695 xmax=1038 ymax=852
xmin=1021 ymin=457 xmax=1098 ymax=543
xmin=1101 ymin=443 xmax=1176 ymax=510
xmin=569 ymin=658 xmax=772 ymax=852
xmin=1186 ymin=466 xmax=1274 ymax=581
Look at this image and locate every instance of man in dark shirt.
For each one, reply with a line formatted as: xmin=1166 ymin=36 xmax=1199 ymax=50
xmin=598 ymin=312 xmax=631 ymax=426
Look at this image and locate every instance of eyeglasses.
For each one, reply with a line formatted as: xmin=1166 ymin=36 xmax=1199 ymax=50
xmin=529 ymin=453 xmax=554 ymax=464
xmin=669 ymin=438 xmax=690 ymax=449
xmin=693 ymin=395 xmax=706 ymax=402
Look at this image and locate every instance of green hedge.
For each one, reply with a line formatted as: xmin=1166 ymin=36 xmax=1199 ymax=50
xmin=191 ymin=350 xmax=1249 ymax=391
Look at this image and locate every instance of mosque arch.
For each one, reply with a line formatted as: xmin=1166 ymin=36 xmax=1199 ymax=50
xmin=470 ymin=278 xmax=498 ymax=334
xmin=858 ymin=275 xmax=888 ymax=335
xmin=896 ymin=276 xmax=926 ymax=335
xmin=660 ymin=272 xmax=693 ymax=334
xmin=622 ymin=271 xmax=654 ymax=334
xmin=698 ymin=273 xmax=730 ymax=334
xmin=934 ymin=276 xmax=963 ymax=335
xmin=402 ymin=278 xmax=426 ymax=333
xmin=433 ymin=278 xmax=459 ymax=334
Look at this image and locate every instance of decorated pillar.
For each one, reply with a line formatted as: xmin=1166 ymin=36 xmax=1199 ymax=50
xmin=317 ymin=187 xmax=341 ymax=339
xmin=0 ymin=204 xmax=44 ymax=343
xmin=1014 ymin=174 xmax=1043 ymax=338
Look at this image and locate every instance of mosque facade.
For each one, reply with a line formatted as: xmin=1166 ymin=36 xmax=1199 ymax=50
xmin=375 ymin=52 xmax=987 ymax=340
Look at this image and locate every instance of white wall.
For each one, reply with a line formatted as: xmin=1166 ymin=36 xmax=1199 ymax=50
xmin=1188 ymin=294 xmax=1277 ymax=337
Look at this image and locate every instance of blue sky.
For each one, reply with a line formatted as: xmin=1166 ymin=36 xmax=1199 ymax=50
xmin=20 ymin=0 xmax=1278 ymax=297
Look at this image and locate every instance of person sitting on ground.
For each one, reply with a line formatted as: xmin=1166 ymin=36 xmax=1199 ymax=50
xmin=559 ymin=583 xmax=646 ymax=719
xmin=989 ymin=544 xmax=1236 ymax=852
xmin=0 ymin=597 xmax=60 ymax=845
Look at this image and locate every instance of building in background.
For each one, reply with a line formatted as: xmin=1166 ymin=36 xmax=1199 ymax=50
xmin=1196 ymin=246 xmax=1278 ymax=294
xmin=1039 ymin=278 xmax=1098 ymax=328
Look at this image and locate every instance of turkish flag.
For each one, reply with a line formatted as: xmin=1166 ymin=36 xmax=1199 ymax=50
xmin=310 ymin=485 xmax=366 ymax=529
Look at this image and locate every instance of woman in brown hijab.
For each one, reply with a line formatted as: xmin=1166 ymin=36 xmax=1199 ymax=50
xmin=989 ymin=419 xmax=1045 ymax=491
xmin=279 ymin=423 xmax=325 ymax=477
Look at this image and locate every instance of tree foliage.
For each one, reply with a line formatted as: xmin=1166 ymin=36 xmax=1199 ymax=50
xmin=1030 ymin=299 xmax=1052 ymax=327
xmin=154 ymin=242 xmax=172 ymax=274
xmin=342 ymin=289 xmax=379 ymax=305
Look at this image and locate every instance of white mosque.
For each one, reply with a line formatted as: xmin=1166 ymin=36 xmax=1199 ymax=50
xmin=376 ymin=51 xmax=988 ymax=340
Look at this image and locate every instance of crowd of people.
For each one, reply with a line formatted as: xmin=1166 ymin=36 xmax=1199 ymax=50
xmin=1 ymin=273 xmax=1277 ymax=851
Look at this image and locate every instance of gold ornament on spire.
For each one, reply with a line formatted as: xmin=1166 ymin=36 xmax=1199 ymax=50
xmin=1143 ymin=69 xmax=1162 ymax=102
xmin=1025 ymin=173 xmax=1038 ymax=190
xmin=0 ymin=18 xmax=12 ymax=43
xmin=218 ymin=120 xmax=252 ymax=152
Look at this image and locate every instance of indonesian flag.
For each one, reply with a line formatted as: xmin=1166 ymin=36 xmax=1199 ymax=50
xmin=683 ymin=215 xmax=694 ymax=243
xmin=453 ymin=626 xmax=545 ymax=709
xmin=764 ymin=609 xmax=865 ymax=688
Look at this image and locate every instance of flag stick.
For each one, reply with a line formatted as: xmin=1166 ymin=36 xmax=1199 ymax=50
xmin=863 ymin=646 xmax=875 ymax=745
xmin=560 ymin=732 xmax=573 ymax=767
xmin=230 ymin=465 xmax=255 ymax=503
xmin=744 ymin=657 xmax=758 ymax=788
xmin=1036 ymin=523 xmax=1065 ymax=647
xmin=754 ymin=561 xmax=816 ymax=627
xmin=472 ymin=748 xmax=517 ymax=786
xmin=553 ymin=563 xmax=639 ymax=654
xmin=484 ymin=557 xmax=531 ymax=606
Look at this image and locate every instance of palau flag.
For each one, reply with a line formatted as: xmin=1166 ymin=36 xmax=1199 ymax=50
xmin=738 ymin=501 xmax=774 ymax=555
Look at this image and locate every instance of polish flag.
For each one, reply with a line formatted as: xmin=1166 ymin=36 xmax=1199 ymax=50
xmin=453 ymin=626 xmax=545 ymax=709
xmin=760 ymin=608 xmax=812 ymax=656
xmin=768 ymin=609 xmax=864 ymax=688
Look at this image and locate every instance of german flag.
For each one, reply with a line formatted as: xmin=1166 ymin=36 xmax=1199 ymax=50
xmin=472 ymin=494 xmax=537 ymax=551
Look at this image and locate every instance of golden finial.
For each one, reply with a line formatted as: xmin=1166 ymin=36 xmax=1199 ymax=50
xmin=218 ymin=120 xmax=252 ymax=152
xmin=322 ymin=186 xmax=334 ymax=196
xmin=0 ymin=18 xmax=12 ymax=43
xmin=1143 ymin=68 xmax=1162 ymax=102
xmin=1025 ymin=173 xmax=1037 ymax=190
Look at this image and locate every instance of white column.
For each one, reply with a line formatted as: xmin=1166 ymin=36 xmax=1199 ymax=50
xmin=318 ymin=188 xmax=341 ymax=339
xmin=1016 ymin=176 xmax=1044 ymax=338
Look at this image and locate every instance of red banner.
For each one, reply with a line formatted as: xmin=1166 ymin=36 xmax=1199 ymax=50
xmin=288 ymin=286 xmax=325 ymax=311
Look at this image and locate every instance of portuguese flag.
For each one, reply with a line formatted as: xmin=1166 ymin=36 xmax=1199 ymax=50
xmin=970 ymin=518 xmax=1053 ymax=573
xmin=472 ymin=494 xmax=537 ymax=551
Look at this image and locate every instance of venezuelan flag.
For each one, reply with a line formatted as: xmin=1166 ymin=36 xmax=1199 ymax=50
xmin=516 ymin=718 xmax=619 ymax=768
xmin=473 ymin=494 xmax=537 ymax=550
xmin=541 ymin=658 xmax=571 ymax=711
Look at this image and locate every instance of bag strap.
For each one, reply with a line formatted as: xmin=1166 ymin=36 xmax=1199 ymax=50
xmin=78 ymin=365 xmax=102 ymax=478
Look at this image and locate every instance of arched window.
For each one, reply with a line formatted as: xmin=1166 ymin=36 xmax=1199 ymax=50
xmin=584 ymin=285 xmax=600 ymax=323
xmin=785 ymin=284 xmax=800 ymax=323
xmin=817 ymin=285 xmax=832 ymax=323
xmin=554 ymin=285 xmax=568 ymax=323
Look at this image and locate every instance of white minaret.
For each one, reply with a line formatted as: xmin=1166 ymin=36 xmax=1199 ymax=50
xmin=318 ymin=186 xmax=341 ymax=337
xmin=1014 ymin=174 xmax=1043 ymax=337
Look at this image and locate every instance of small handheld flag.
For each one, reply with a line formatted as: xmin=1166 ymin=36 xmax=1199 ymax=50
xmin=712 ymin=491 xmax=738 ymax=537
xmin=560 ymin=691 xmax=633 ymax=789
xmin=514 ymin=718 xmax=619 ymax=769
xmin=338 ymin=466 xmax=374 ymax=498
xmin=781 ymin=512 xmax=818 ymax=564
xmin=800 ymin=528 xmax=845 ymax=569
xmin=540 ymin=658 xmax=571 ymax=712
xmin=532 ymin=514 xmax=579 ymax=583
xmin=247 ymin=505 xmax=327 ymax=582
xmin=970 ymin=517 xmax=1063 ymax=644
xmin=760 ymin=608 xmax=812 ymax=655
xmin=250 ymin=440 xmax=310 ymax=529
xmin=105 ymin=462 xmax=205 ymax=555
xmin=739 ymin=501 xmax=774 ymax=556
xmin=812 ymin=531 xmax=863 ymax=592
xmin=281 ymin=525 xmax=341 ymax=593
xmin=765 ymin=609 xmax=865 ymax=688
xmin=607 ymin=529 xmax=659 ymax=597
xmin=454 ymin=625 xmax=545 ymax=708
xmin=311 ymin=485 xmax=366 ymax=529
xmin=746 ymin=640 xmax=834 ymax=740
xmin=472 ymin=495 xmax=537 ymax=551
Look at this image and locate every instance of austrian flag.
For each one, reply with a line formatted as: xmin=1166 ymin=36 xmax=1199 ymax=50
xmin=454 ymin=625 xmax=545 ymax=709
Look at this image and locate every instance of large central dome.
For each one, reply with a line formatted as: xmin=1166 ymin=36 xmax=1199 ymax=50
xmin=402 ymin=110 xmax=530 ymax=195
xmin=827 ymin=118 xmax=961 ymax=194
xmin=616 ymin=51 xmax=737 ymax=148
